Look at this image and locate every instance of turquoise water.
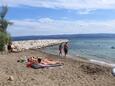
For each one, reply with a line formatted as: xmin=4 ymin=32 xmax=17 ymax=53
xmin=43 ymin=38 xmax=115 ymax=65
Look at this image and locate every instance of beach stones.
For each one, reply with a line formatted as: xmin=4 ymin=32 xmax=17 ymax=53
xmin=80 ymin=64 xmax=104 ymax=75
xmin=12 ymin=39 xmax=68 ymax=50
xmin=8 ymin=76 xmax=14 ymax=81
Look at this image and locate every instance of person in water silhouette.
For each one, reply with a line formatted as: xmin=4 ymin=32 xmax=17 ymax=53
xmin=59 ymin=43 xmax=63 ymax=56
xmin=63 ymin=42 xmax=68 ymax=57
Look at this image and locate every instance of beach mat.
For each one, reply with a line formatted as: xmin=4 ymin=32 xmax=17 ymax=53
xmin=31 ymin=63 xmax=63 ymax=69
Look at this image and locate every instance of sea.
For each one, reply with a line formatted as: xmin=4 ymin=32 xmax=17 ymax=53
xmin=12 ymin=34 xmax=115 ymax=66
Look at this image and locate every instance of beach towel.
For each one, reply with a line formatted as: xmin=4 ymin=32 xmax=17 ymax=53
xmin=31 ymin=63 xmax=63 ymax=69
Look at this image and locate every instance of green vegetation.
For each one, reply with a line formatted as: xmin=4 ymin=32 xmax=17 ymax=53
xmin=0 ymin=5 xmax=12 ymax=52
xmin=0 ymin=32 xmax=11 ymax=51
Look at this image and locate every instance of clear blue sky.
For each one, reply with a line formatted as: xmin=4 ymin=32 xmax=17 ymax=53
xmin=1 ymin=0 xmax=115 ymax=36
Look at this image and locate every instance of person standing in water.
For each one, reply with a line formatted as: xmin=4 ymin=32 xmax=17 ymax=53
xmin=59 ymin=43 xmax=63 ymax=56
xmin=63 ymin=42 xmax=68 ymax=57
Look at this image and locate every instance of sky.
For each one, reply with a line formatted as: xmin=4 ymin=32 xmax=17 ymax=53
xmin=1 ymin=0 xmax=115 ymax=36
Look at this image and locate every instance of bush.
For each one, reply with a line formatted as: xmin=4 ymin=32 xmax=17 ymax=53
xmin=0 ymin=32 xmax=11 ymax=51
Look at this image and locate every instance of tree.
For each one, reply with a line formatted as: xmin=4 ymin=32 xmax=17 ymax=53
xmin=0 ymin=4 xmax=12 ymax=52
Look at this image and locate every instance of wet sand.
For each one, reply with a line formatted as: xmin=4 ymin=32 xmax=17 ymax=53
xmin=0 ymin=49 xmax=115 ymax=86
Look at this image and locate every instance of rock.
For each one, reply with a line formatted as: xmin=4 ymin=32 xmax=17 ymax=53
xmin=8 ymin=76 xmax=14 ymax=81
xmin=112 ymin=68 xmax=115 ymax=76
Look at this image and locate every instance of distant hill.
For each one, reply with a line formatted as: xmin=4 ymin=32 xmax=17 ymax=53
xmin=12 ymin=34 xmax=115 ymax=41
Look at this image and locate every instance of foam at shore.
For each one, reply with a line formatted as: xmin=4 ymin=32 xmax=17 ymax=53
xmin=89 ymin=59 xmax=115 ymax=67
xmin=12 ymin=39 xmax=68 ymax=51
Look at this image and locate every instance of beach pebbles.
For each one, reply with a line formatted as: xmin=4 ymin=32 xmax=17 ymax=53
xmin=8 ymin=76 xmax=14 ymax=81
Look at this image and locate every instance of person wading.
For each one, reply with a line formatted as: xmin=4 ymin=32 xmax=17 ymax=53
xmin=63 ymin=42 xmax=68 ymax=57
xmin=59 ymin=43 xmax=63 ymax=56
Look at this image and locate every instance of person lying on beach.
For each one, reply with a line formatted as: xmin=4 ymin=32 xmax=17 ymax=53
xmin=27 ymin=56 xmax=38 ymax=63
xmin=41 ymin=58 xmax=61 ymax=65
xmin=26 ymin=57 xmax=61 ymax=68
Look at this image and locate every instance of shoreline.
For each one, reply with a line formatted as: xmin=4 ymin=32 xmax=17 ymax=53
xmin=42 ymin=50 xmax=114 ymax=68
xmin=68 ymin=54 xmax=115 ymax=68
xmin=41 ymin=46 xmax=115 ymax=68
xmin=41 ymin=48 xmax=115 ymax=68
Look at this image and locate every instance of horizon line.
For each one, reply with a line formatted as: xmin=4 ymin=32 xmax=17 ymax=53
xmin=12 ymin=33 xmax=115 ymax=37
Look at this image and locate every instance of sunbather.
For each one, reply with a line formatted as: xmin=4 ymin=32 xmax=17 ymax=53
xmin=26 ymin=57 xmax=62 ymax=68
xmin=41 ymin=58 xmax=60 ymax=65
xmin=30 ymin=58 xmax=63 ymax=69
